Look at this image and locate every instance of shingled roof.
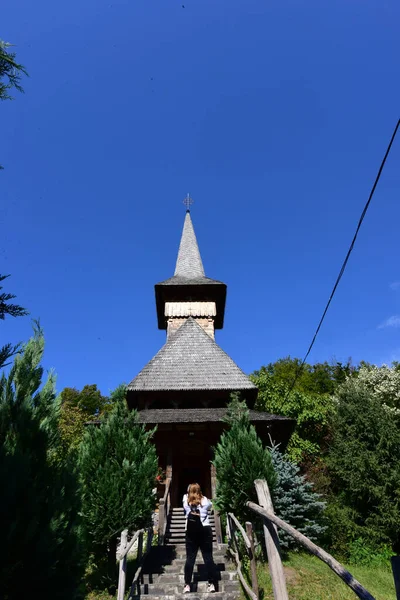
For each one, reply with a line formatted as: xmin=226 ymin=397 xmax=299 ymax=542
xmin=175 ymin=210 xmax=205 ymax=278
xmin=137 ymin=408 xmax=288 ymax=424
xmin=157 ymin=212 xmax=224 ymax=288
xmin=127 ymin=317 xmax=257 ymax=393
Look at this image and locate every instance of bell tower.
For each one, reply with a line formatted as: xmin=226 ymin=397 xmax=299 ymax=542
xmin=155 ymin=204 xmax=226 ymax=340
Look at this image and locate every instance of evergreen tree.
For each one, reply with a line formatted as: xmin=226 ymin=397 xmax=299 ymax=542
xmin=269 ymin=443 xmax=326 ymax=550
xmin=213 ymin=394 xmax=276 ymax=523
xmin=0 ymin=41 xmax=27 ymax=168
xmin=79 ymin=388 xmax=158 ymax=585
xmin=0 ymin=274 xmax=28 ymax=369
xmin=328 ymin=378 xmax=400 ymax=552
xmin=0 ymin=324 xmax=81 ymax=600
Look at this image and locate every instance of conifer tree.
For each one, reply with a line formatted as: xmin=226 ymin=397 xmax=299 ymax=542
xmin=0 ymin=324 xmax=81 ymax=600
xmin=269 ymin=443 xmax=326 ymax=550
xmin=213 ymin=394 xmax=276 ymax=523
xmin=79 ymin=389 xmax=158 ymax=584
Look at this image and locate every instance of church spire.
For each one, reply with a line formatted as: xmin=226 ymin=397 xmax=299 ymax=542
xmin=174 ymin=211 xmax=205 ymax=278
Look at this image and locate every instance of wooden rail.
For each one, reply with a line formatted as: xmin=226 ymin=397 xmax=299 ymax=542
xmin=246 ymin=479 xmax=376 ymax=600
xmin=227 ymin=513 xmax=259 ymax=600
xmin=158 ymin=476 xmax=172 ymax=545
xmin=117 ymin=526 xmax=154 ymax=600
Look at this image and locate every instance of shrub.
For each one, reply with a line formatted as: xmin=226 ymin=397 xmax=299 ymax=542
xmin=213 ymin=394 xmax=276 ymax=524
xmin=270 ymin=443 xmax=326 ymax=550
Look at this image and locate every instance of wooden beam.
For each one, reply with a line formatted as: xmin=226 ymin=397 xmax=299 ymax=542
xmin=247 ymin=500 xmax=376 ymax=600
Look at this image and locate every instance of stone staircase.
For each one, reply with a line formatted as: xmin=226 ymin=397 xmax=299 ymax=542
xmin=131 ymin=543 xmax=241 ymax=599
xmin=165 ymin=507 xmax=217 ymax=545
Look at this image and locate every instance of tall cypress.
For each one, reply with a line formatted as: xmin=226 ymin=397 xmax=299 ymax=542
xmin=213 ymin=394 xmax=276 ymax=523
xmin=0 ymin=324 xmax=81 ymax=600
xmin=79 ymin=389 xmax=158 ymax=587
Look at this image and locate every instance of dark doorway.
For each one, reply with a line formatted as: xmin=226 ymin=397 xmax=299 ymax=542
xmin=179 ymin=467 xmax=204 ymax=503
xmin=171 ymin=439 xmax=212 ymax=506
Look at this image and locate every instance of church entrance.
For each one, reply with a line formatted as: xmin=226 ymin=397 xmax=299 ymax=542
xmin=171 ymin=438 xmax=212 ymax=507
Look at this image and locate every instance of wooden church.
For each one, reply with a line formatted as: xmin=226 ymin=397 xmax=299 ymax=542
xmin=127 ymin=207 xmax=293 ymax=508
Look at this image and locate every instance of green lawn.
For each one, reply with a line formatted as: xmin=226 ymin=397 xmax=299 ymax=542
xmin=252 ymin=552 xmax=395 ymax=600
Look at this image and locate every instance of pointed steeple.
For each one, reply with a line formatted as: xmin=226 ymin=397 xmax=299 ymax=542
xmin=155 ymin=209 xmax=227 ymax=331
xmin=174 ymin=211 xmax=205 ymax=278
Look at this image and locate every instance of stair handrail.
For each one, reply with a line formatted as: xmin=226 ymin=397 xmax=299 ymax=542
xmin=227 ymin=512 xmax=259 ymax=600
xmin=158 ymin=475 xmax=172 ymax=545
xmin=117 ymin=525 xmax=153 ymax=600
xmin=246 ymin=479 xmax=376 ymax=600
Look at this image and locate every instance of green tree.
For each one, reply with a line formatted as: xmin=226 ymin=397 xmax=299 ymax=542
xmin=269 ymin=443 xmax=326 ymax=550
xmin=328 ymin=377 xmax=400 ymax=553
xmin=0 ymin=324 xmax=82 ymax=599
xmin=1 ymin=41 xmax=27 ymax=169
xmin=79 ymin=388 xmax=158 ymax=587
xmin=58 ymin=384 xmax=114 ymax=458
xmin=251 ymin=364 xmax=334 ymax=463
xmin=0 ymin=274 xmax=28 ymax=369
xmin=213 ymin=394 xmax=276 ymax=524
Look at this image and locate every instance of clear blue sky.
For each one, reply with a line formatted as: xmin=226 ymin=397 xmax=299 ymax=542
xmin=2 ymin=0 xmax=400 ymax=395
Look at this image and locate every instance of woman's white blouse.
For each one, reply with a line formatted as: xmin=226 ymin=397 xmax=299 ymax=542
xmin=182 ymin=494 xmax=212 ymax=527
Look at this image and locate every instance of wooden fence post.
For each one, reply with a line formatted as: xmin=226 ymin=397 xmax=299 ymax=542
xmin=158 ymin=498 xmax=165 ymax=545
xmin=211 ymin=463 xmax=223 ymax=544
xmin=117 ymin=529 xmax=128 ymax=600
xmin=138 ymin=531 xmax=144 ymax=563
xmin=392 ymin=556 xmax=400 ymax=600
xmin=254 ymin=479 xmax=288 ymax=600
xmin=246 ymin=521 xmax=259 ymax=599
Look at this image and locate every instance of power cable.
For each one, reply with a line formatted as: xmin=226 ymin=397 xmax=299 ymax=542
xmin=283 ymin=118 xmax=400 ymax=401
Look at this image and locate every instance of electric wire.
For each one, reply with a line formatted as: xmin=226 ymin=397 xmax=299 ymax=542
xmin=283 ymin=118 xmax=400 ymax=401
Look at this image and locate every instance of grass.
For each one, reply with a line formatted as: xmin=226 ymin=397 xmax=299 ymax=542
xmin=251 ymin=552 xmax=395 ymax=600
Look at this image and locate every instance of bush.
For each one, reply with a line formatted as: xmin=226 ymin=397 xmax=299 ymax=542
xmin=0 ymin=325 xmax=81 ymax=600
xmin=213 ymin=394 xmax=276 ymax=524
xmin=270 ymin=444 xmax=326 ymax=550
xmin=79 ymin=388 xmax=158 ymax=589
xmin=328 ymin=378 xmax=400 ymax=552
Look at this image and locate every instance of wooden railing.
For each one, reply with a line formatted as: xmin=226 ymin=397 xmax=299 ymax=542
xmin=245 ymin=479 xmax=376 ymax=600
xmin=158 ymin=476 xmax=172 ymax=545
xmin=227 ymin=512 xmax=259 ymax=600
xmin=117 ymin=526 xmax=154 ymax=600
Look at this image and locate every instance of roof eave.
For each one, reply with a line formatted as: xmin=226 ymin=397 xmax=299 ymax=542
xmin=155 ymin=281 xmax=227 ymax=329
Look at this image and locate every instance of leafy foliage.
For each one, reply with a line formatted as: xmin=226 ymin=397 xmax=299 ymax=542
xmin=269 ymin=443 xmax=326 ymax=550
xmin=328 ymin=377 xmax=400 ymax=552
xmin=0 ymin=324 xmax=81 ymax=599
xmin=58 ymin=384 xmax=114 ymax=458
xmin=251 ymin=362 xmax=336 ymax=463
xmin=79 ymin=389 xmax=158 ymax=586
xmin=0 ymin=41 xmax=27 ymax=169
xmin=0 ymin=274 xmax=28 ymax=369
xmin=0 ymin=40 xmax=26 ymax=100
xmin=213 ymin=394 xmax=276 ymax=523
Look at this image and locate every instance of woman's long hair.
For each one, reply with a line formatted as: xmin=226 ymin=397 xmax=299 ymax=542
xmin=187 ymin=483 xmax=203 ymax=506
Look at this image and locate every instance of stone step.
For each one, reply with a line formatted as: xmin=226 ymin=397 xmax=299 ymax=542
xmin=142 ymin=562 xmax=228 ymax=576
xmin=131 ymin=593 xmax=240 ymax=600
xmin=141 ymin=570 xmax=235 ymax=584
xmin=137 ymin=581 xmax=240 ymax=595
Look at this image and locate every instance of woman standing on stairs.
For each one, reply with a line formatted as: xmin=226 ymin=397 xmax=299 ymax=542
xmin=183 ymin=483 xmax=218 ymax=594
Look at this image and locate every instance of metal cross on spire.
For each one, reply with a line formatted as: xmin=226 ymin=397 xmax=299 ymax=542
xmin=183 ymin=193 xmax=194 ymax=211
